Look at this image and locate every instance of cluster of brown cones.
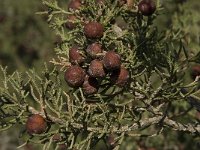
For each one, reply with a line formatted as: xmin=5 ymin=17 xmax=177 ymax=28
xmin=64 ymin=0 xmax=130 ymax=95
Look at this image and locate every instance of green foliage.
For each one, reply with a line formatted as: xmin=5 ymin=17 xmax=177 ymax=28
xmin=0 ymin=0 xmax=200 ymax=149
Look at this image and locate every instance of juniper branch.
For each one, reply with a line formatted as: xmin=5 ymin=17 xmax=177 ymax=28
xmin=28 ymin=106 xmax=200 ymax=134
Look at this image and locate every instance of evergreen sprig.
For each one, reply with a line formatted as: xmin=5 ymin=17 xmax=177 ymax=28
xmin=0 ymin=0 xmax=200 ymax=149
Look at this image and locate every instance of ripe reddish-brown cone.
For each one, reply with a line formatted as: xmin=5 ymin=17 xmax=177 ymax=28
xmin=64 ymin=65 xmax=86 ymax=87
xmin=82 ymin=75 xmax=99 ymax=95
xmin=65 ymin=15 xmax=77 ymax=29
xmin=69 ymin=47 xmax=85 ymax=65
xmin=84 ymin=22 xmax=104 ymax=38
xmin=26 ymin=114 xmax=47 ymax=135
xmin=88 ymin=60 xmax=106 ymax=78
xmin=103 ymin=51 xmax=121 ymax=70
xmin=68 ymin=0 xmax=82 ymax=10
xmin=138 ymin=0 xmax=156 ymax=16
xmin=86 ymin=43 xmax=102 ymax=58
xmin=191 ymin=65 xmax=200 ymax=80
xmin=110 ymin=66 xmax=129 ymax=87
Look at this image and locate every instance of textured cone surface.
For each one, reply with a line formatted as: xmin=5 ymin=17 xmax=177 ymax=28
xmin=103 ymin=51 xmax=121 ymax=70
xmin=138 ymin=0 xmax=156 ymax=16
xmin=65 ymin=65 xmax=86 ymax=87
xmin=68 ymin=0 xmax=82 ymax=10
xmin=84 ymin=22 xmax=104 ymax=38
xmin=66 ymin=15 xmax=77 ymax=29
xmin=82 ymin=75 xmax=99 ymax=95
xmin=69 ymin=47 xmax=84 ymax=65
xmin=88 ymin=59 xmax=106 ymax=78
xmin=111 ymin=66 xmax=129 ymax=86
xmin=86 ymin=43 xmax=102 ymax=58
xmin=26 ymin=114 xmax=47 ymax=135
xmin=191 ymin=65 xmax=200 ymax=80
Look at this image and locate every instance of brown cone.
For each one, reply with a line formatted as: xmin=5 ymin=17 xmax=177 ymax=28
xmin=68 ymin=0 xmax=82 ymax=10
xmin=64 ymin=65 xmax=86 ymax=87
xmin=69 ymin=47 xmax=85 ymax=65
xmin=82 ymin=75 xmax=99 ymax=95
xmin=66 ymin=15 xmax=77 ymax=30
xmin=110 ymin=66 xmax=129 ymax=87
xmin=88 ymin=59 xmax=106 ymax=78
xmin=84 ymin=21 xmax=104 ymax=38
xmin=103 ymin=51 xmax=121 ymax=70
xmin=138 ymin=0 xmax=156 ymax=16
xmin=191 ymin=65 xmax=200 ymax=80
xmin=86 ymin=43 xmax=102 ymax=58
xmin=26 ymin=114 xmax=47 ymax=135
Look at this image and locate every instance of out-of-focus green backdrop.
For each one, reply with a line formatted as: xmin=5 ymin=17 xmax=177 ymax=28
xmin=0 ymin=0 xmax=56 ymax=73
xmin=0 ymin=0 xmax=56 ymax=149
xmin=0 ymin=0 xmax=199 ymax=149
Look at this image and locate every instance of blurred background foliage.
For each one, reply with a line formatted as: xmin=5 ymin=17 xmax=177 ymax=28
xmin=0 ymin=0 xmax=55 ymax=73
xmin=0 ymin=0 xmax=199 ymax=149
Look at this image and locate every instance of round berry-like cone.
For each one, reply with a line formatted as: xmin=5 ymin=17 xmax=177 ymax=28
xmin=103 ymin=51 xmax=121 ymax=71
xmin=110 ymin=66 xmax=130 ymax=87
xmin=68 ymin=0 xmax=82 ymax=10
xmin=88 ymin=59 xmax=106 ymax=78
xmin=84 ymin=21 xmax=104 ymax=38
xmin=86 ymin=43 xmax=103 ymax=59
xmin=191 ymin=65 xmax=200 ymax=80
xmin=82 ymin=75 xmax=99 ymax=95
xmin=64 ymin=65 xmax=86 ymax=87
xmin=26 ymin=114 xmax=47 ymax=135
xmin=138 ymin=0 xmax=156 ymax=16
xmin=69 ymin=47 xmax=85 ymax=65
xmin=65 ymin=15 xmax=77 ymax=30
